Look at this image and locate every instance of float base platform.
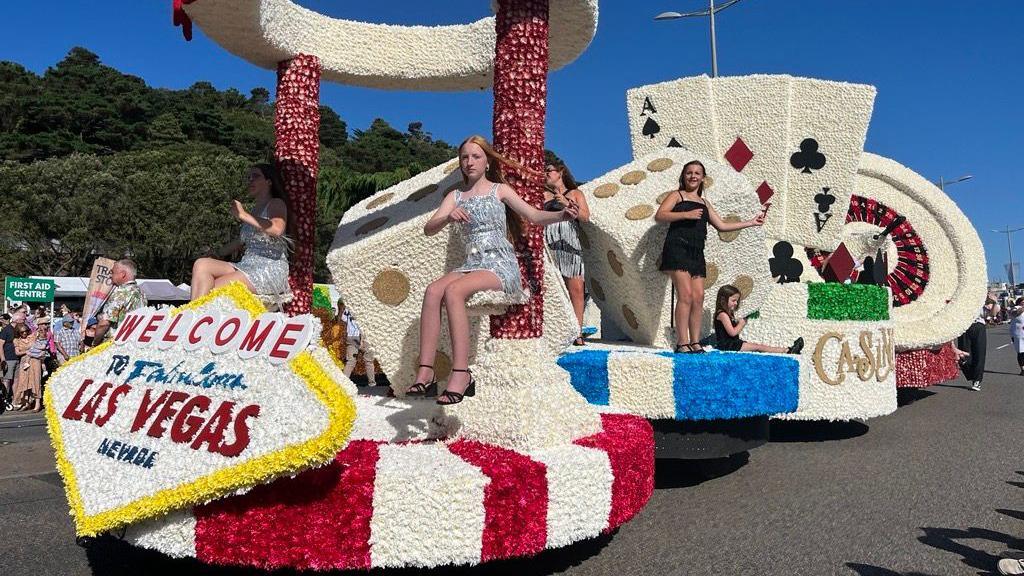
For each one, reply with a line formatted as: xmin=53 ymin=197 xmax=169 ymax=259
xmin=125 ymin=387 xmax=654 ymax=571
xmin=557 ymin=342 xmax=799 ymax=421
xmin=651 ymin=415 xmax=769 ymax=459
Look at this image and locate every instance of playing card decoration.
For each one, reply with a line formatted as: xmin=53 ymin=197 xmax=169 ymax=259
xmin=642 ymin=117 xmax=660 ymax=139
xmin=627 ymin=74 xmax=876 ymax=251
xmin=667 ymin=137 xmax=683 ymax=148
xmin=820 ymin=242 xmax=856 ymax=283
xmin=769 ymin=241 xmax=804 ymax=283
xmin=790 ymin=138 xmax=827 ymax=174
xmin=639 ymin=95 xmax=661 ymax=139
xmin=813 ymin=187 xmax=836 ymax=233
xmin=724 ymin=137 xmax=754 ymax=172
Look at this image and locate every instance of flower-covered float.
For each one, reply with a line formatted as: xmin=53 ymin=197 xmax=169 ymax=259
xmin=65 ymin=0 xmax=655 ymax=571
xmin=559 ymin=148 xmax=800 ymax=456
xmin=47 ymin=284 xmax=357 ymax=537
xmin=621 ymin=74 xmax=984 ymax=400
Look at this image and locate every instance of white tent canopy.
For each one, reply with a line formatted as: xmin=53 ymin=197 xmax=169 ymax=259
xmin=28 ymin=276 xmax=191 ymax=302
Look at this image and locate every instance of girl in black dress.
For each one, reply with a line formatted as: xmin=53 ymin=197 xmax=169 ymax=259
xmin=655 ymin=160 xmax=765 ymax=353
xmin=713 ymin=285 xmax=803 ymax=354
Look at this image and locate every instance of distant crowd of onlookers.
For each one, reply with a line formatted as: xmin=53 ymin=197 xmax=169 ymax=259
xmin=0 ymin=259 xmax=148 ymax=414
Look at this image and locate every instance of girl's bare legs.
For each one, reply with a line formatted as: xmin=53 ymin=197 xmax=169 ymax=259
xmin=190 ymin=258 xmax=238 ymax=300
xmin=441 ymin=271 xmax=502 ymax=395
xmin=213 ymin=271 xmax=256 ymax=291
xmin=687 ymin=275 xmax=705 ymax=349
xmin=740 ymin=341 xmax=787 ymax=354
xmin=670 ymin=270 xmax=693 ymax=347
xmin=564 ymin=275 xmax=585 ymax=335
xmin=416 ymin=272 xmax=464 ymax=384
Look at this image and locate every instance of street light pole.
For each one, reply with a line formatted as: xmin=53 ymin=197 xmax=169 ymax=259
xmin=994 ymin=225 xmax=1024 ymax=296
xmin=655 ymin=0 xmax=743 ymax=78
xmin=934 ymin=174 xmax=972 ymax=193
xmin=708 ymin=0 xmax=718 ymax=78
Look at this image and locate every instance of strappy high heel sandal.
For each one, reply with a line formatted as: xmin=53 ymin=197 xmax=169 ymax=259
xmin=437 ymin=368 xmax=476 ymax=405
xmin=786 ymin=337 xmax=805 ymax=355
xmin=405 ymin=364 xmax=438 ymax=397
xmin=687 ymin=342 xmax=706 ymax=354
xmin=674 ymin=343 xmax=689 ymax=354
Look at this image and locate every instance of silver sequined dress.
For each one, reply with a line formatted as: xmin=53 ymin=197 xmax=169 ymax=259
xmin=232 ymin=204 xmax=290 ymax=295
xmin=454 ymin=184 xmax=524 ymax=296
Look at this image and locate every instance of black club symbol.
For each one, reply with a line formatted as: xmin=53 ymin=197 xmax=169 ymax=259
xmin=790 ymin=138 xmax=827 ymax=174
xmin=814 ymin=187 xmax=836 ymax=213
xmin=768 ymin=241 xmax=803 ymax=283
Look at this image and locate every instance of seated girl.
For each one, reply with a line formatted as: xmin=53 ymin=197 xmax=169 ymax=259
xmin=713 ymin=285 xmax=804 ymax=354
xmin=407 ymin=135 xmax=579 ymax=405
xmin=191 ymin=164 xmax=291 ymax=300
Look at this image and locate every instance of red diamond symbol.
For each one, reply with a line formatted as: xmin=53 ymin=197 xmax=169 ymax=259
xmin=756 ymin=181 xmax=775 ymax=204
xmin=822 ymin=242 xmax=855 ymax=283
xmin=724 ymin=137 xmax=753 ymax=172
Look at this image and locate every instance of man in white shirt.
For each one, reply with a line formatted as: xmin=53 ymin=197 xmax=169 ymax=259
xmin=340 ymin=303 xmax=376 ymax=385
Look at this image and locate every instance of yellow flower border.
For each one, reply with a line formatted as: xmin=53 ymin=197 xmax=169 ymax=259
xmin=45 ymin=282 xmax=357 ymax=536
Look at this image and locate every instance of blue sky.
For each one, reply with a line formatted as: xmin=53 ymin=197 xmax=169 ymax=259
xmin=5 ymin=1 xmax=1022 ymax=282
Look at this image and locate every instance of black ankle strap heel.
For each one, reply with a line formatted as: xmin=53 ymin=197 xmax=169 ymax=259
xmin=406 ymin=363 xmax=438 ymax=397
xmin=437 ymin=368 xmax=475 ymax=405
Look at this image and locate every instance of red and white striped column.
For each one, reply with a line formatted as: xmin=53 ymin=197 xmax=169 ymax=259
xmin=490 ymin=0 xmax=550 ymax=339
xmin=275 ymin=54 xmax=321 ymax=316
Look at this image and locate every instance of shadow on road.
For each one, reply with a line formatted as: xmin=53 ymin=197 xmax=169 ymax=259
xmin=768 ymin=420 xmax=869 ymax=443
xmin=916 ymin=526 xmax=1024 ymax=575
xmin=654 ymin=452 xmax=750 ymax=489
xmin=996 ymin=509 xmax=1024 ymax=522
xmin=845 ymin=563 xmax=939 ymax=575
xmin=897 ymin=388 xmax=937 ymax=407
xmin=82 ymin=530 xmax=616 ymax=576
xmin=984 ymin=369 xmax=1024 ymax=377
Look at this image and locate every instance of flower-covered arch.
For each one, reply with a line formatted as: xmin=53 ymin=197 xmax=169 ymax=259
xmin=173 ymin=0 xmax=598 ymax=91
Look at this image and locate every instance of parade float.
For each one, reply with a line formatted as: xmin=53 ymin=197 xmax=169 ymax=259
xmin=42 ymin=0 xmax=655 ymax=571
xmin=41 ymin=0 xmax=988 ymax=570
xmin=615 ymin=73 xmax=985 ymax=405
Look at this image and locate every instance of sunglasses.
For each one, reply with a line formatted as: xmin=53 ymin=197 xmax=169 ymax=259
xmin=545 ymin=166 xmax=558 ymax=172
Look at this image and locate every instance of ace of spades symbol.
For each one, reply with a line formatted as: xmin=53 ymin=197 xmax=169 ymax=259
xmin=627 ymin=75 xmax=718 ymax=158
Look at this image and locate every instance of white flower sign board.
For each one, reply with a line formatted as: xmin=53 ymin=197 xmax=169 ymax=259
xmin=45 ymin=284 xmax=357 ymax=536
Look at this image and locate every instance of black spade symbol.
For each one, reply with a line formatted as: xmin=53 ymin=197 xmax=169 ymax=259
xmin=768 ymin=241 xmax=803 ymax=283
xmin=642 ymin=116 xmax=661 ymax=139
xmin=667 ymin=137 xmax=683 ymax=148
xmin=790 ymin=138 xmax=827 ymax=174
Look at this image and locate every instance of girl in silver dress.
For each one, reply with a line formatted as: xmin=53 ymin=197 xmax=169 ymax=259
xmin=190 ymin=164 xmax=291 ymax=300
xmin=408 ymin=135 xmax=579 ymax=405
xmin=543 ymin=160 xmax=590 ymax=345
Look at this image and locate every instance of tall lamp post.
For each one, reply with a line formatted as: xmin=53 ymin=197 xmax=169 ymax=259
xmin=994 ymin=225 xmax=1024 ymax=297
xmin=934 ymin=174 xmax=972 ymax=193
xmin=655 ymin=0 xmax=744 ymax=78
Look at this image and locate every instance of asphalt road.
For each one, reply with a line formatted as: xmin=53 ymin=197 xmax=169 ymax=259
xmin=2 ymin=325 xmax=1022 ymax=576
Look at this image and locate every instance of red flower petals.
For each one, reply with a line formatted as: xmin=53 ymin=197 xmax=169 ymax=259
xmin=895 ymin=342 xmax=960 ymax=388
xmin=275 ymin=55 xmax=322 ymax=317
xmin=490 ymin=0 xmax=551 ymax=339
xmin=575 ymin=414 xmax=654 ymax=532
xmin=195 ymin=440 xmax=379 ymax=570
